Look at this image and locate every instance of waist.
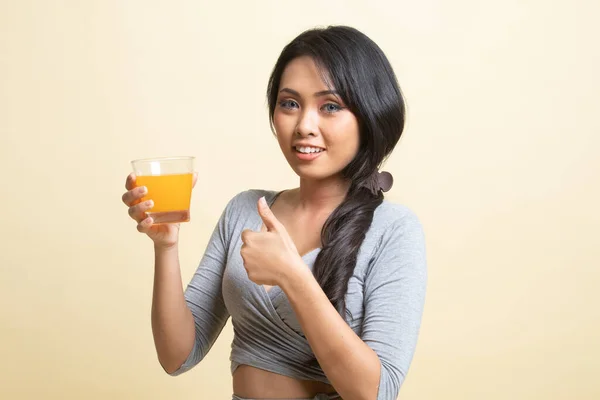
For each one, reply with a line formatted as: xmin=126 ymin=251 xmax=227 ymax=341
xmin=233 ymin=365 xmax=338 ymax=399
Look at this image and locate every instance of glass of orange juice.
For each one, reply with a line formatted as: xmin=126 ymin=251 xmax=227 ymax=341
xmin=131 ymin=156 xmax=195 ymax=224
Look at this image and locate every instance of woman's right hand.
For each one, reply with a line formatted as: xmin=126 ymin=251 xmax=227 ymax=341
xmin=121 ymin=172 xmax=197 ymax=249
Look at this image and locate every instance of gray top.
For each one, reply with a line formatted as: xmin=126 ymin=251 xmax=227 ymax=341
xmin=169 ymin=189 xmax=427 ymax=400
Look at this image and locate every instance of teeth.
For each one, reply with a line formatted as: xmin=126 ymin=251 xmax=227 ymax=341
xmin=296 ymin=146 xmax=323 ymax=154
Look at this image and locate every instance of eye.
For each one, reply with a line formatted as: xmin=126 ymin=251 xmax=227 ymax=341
xmin=278 ymin=99 xmax=299 ymax=110
xmin=321 ymin=103 xmax=343 ymax=114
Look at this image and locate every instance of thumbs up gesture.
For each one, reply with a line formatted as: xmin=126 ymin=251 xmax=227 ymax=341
xmin=240 ymin=196 xmax=305 ymax=287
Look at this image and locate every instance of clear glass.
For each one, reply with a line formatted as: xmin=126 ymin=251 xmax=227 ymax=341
xmin=131 ymin=156 xmax=195 ymax=224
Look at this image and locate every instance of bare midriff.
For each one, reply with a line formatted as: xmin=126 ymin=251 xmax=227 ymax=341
xmin=232 ymin=365 xmax=338 ymax=399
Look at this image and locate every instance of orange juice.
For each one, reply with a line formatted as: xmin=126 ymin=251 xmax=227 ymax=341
xmin=136 ymin=173 xmax=193 ymax=224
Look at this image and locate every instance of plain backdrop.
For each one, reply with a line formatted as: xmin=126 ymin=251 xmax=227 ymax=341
xmin=1 ymin=1 xmax=598 ymax=399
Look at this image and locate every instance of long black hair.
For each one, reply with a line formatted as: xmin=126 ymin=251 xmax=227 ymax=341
xmin=267 ymin=26 xmax=406 ymax=317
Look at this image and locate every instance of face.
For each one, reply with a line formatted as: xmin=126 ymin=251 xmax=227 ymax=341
xmin=272 ymin=56 xmax=360 ymax=182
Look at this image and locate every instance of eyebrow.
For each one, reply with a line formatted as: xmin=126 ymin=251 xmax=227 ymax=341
xmin=279 ymin=88 xmax=340 ymax=97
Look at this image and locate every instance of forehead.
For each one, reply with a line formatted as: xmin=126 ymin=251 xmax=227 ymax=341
xmin=279 ymin=56 xmax=333 ymax=92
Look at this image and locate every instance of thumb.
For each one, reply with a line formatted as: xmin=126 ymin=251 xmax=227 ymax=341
xmin=257 ymin=196 xmax=280 ymax=232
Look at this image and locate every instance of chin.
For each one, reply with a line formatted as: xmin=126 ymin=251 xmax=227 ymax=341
xmin=283 ymin=150 xmax=347 ymax=181
xmin=288 ymin=164 xmax=341 ymax=182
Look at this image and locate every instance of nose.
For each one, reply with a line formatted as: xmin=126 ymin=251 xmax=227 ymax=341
xmin=295 ymin=108 xmax=319 ymax=137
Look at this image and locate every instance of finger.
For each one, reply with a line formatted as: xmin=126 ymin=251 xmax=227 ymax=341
xmin=128 ymin=199 xmax=154 ymax=223
xmin=137 ymin=216 xmax=154 ymax=233
xmin=125 ymin=173 xmax=137 ymax=190
xmin=257 ymin=196 xmax=281 ymax=232
xmin=192 ymin=172 xmax=198 ymax=188
xmin=241 ymin=229 xmax=254 ymax=244
xmin=260 ymin=223 xmax=267 ymax=233
xmin=122 ymin=186 xmax=148 ymax=206
xmin=240 ymin=243 xmax=247 ymax=260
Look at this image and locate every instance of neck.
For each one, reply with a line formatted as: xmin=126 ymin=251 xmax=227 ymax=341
xmin=292 ymin=175 xmax=351 ymax=213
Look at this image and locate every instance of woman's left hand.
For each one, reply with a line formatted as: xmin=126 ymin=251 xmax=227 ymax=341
xmin=240 ymin=197 xmax=305 ymax=287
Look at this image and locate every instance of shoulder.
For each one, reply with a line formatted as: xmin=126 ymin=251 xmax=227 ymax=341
xmin=371 ymin=200 xmax=426 ymax=241
xmin=362 ymin=199 xmax=427 ymax=283
xmin=222 ymin=188 xmax=279 ymax=218
xmin=226 ymin=189 xmax=278 ymax=207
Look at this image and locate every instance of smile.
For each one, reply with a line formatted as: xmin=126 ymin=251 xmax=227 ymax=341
xmin=293 ymin=146 xmax=325 ymax=161
xmin=294 ymin=146 xmax=324 ymax=154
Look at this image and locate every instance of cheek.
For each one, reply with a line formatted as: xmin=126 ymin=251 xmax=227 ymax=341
xmin=327 ymin=119 xmax=360 ymax=158
xmin=273 ymin=112 xmax=295 ymax=154
xmin=272 ymin=111 xmax=291 ymax=136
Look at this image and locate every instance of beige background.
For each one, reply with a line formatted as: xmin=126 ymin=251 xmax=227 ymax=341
xmin=1 ymin=0 xmax=598 ymax=399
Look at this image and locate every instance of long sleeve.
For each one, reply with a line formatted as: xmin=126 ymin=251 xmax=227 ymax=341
xmin=168 ymin=194 xmax=239 ymax=376
xmin=360 ymin=210 xmax=428 ymax=399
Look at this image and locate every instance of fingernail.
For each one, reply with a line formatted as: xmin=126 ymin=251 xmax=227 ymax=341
xmin=146 ymin=200 xmax=154 ymax=208
xmin=140 ymin=186 xmax=147 ymax=194
xmin=259 ymin=196 xmax=267 ymax=207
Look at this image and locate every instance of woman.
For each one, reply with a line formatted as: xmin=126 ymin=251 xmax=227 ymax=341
xmin=122 ymin=26 xmax=427 ymax=400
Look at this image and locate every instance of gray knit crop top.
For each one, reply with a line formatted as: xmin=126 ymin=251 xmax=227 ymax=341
xmin=169 ymin=189 xmax=427 ymax=400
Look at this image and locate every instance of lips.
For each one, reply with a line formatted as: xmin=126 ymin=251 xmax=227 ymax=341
xmin=294 ymin=147 xmax=325 ymax=161
xmin=294 ymin=145 xmax=324 ymax=154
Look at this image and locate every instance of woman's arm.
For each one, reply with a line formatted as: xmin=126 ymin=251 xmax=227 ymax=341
xmin=158 ymin=194 xmax=241 ymax=376
xmin=151 ymin=244 xmax=197 ymax=374
xmin=281 ymin=212 xmax=427 ymax=400
xmin=282 ymin=266 xmax=381 ymax=400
